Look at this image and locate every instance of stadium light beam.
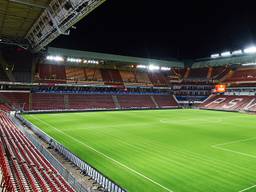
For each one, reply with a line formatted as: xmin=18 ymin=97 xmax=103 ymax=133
xmin=137 ymin=65 xmax=147 ymax=69
xmin=244 ymin=46 xmax=256 ymax=54
xmin=221 ymin=51 xmax=231 ymax=57
xmin=46 ymin=55 xmax=64 ymax=62
xmin=210 ymin=54 xmax=220 ymax=59
xmin=161 ymin=67 xmax=171 ymax=71
xmin=67 ymin=57 xmax=82 ymax=63
xmin=242 ymin=63 xmax=256 ymax=66
xmin=232 ymin=50 xmax=243 ymax=55
xmin=148 ymin=65 xmax=160 ymax=71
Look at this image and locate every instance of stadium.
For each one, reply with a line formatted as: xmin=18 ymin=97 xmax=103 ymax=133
xmin=1 ymin=1 xmax=256 ymax=192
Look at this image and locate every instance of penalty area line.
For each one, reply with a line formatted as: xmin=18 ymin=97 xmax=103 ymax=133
xmin=29 ymin=115 xmax=174 ymax=192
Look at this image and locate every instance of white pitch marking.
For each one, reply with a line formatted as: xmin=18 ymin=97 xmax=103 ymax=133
xmin=239 ymin=184 xmax=256 ymax=192
xmin=29 ymin=115 xmax=174 ymax=192
xmin=212 ymin=146 xmax=256 ymax=159
xmin=212 ymin=137 xmax=256 ymax=148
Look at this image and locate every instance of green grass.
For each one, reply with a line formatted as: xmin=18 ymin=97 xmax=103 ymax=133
xmin=22 ymin=109 xmax=256 ymax=192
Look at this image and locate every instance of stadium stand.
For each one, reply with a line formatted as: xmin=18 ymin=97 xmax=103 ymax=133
xmin=31 ymin=93 xmax=65 ymax=111
xmin=153 ymin=95 xmax=178 ymax=108
xmin=119 ymin=70 xmax=136 ymax=83
xmin=211 ymin=66 xmax=231 ymax=80
xmin=0 ymin=92 xmax=29 ymax=111
xmin=101 ymin=69 xmax=123 ymax=85
xmin=187 ymin=67 xmax=209 ymax=80
xmin=199 ymin=95 xmax=256 ymax=112
xmin=117 ymin=95 xmax=156 ymax=109
xmin=68 ymin=94 xmax=116 ymax=110
xmin=0 ymin=112 xmax=75 ymax=192
xmin=36 ymin=64 xmax=66 ymax=83
xmin=225 ymin=67 xmax=256 ymax=82
xmin=148 ymin=72 xmax=169 ymax=86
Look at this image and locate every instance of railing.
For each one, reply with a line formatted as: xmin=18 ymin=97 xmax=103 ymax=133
xmin=15 ymin=113 xmax=127 ymax=192
xmin=11 ymin=114 xmax=89 ymax=192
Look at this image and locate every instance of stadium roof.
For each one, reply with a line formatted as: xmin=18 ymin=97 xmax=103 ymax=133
xmin=47 ymin=47 xmax=184 ymax=68
xmin=0 ymin=0 xmax=50 ymax=41
xmin=192 ymin=53 xmax=256 ymax=68
xmin=0 ymin=0 xmax=107 ymax=52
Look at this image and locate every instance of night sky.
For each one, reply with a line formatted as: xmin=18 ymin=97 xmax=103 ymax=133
xmin=51 ymin=0 xmax=256 ymax=60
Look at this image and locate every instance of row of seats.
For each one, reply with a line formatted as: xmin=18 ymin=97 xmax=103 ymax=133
xmin=0 ymin=112 xmax=74 ymax=192
xmin=199 ymin=95 xmax=256 ymax=112
xmin=35 ymin=64 xmax=241 ymax=85
xmin=0 ymin=92 xmax=178 ymax=111
xmin=225 ymin=67 xmax=256 ymax=82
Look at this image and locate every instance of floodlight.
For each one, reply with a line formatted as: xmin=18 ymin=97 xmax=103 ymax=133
xmin=232 ymin=50 xmax=243 ymax=55
xmin=67 ymin=57 xmax=82 ymax=63
xmin=221 ymin=51 xmax=231 ymax=57
xmin=244 ymin=46 xmax=256 ymax=54
xmin=242 ymin=63 xmax=256 ymax=66
xmin=148 ymin=65 xmax=160 ymax=71
xmin=210 ymin=54 xmax=220 ymax=59
xmin=137 ymin=65 xmax=147 ymax=69
xmin=161 ymin=67 xmax=171 ymax=71
xmin=46 ymin=55 xmax=64 ymax=62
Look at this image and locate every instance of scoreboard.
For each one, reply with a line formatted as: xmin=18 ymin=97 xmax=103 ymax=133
xmin=214 ymin=84 xmax=227 ymax=93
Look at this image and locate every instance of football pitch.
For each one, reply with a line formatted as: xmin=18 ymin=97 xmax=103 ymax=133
xmin=23 ymin=109 xmax=256 ymax=192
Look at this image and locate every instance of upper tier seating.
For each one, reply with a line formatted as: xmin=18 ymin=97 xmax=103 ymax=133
xmin=65 ymin=67 xmax=103 ymax=83
xmin=117 ymin=95 xmax=156 ymax=109
xmin=36 ymin=64 xmax=66 ymax=83
xmin=119 ymin=71 xmax=136 ymax=83
xmin=200 ymin=95 xmax=256 ymax=111
xmin=188 ymin=68 xmax=209 ymax=79
xmin=0 ymin=112 xmax=74 ymax=192
xmin=135 ymin=71 xmax=152 ymax=84
xmin=211 ymin=66 xmax=231 ymax=80
xmin=85 ymin=68 xmax=103 ymax=81
xmin=101 ymin=69 xmax=123 ymax=85
xmin=65 ymin=67 xmax=85 ymax=81
xmin=0 ymin=92 xmax=29 ymax=111
xmin=225 ymin=67 xmax=256 ymax=82
xmin=148 ymin=72 xmax=169 ymax=86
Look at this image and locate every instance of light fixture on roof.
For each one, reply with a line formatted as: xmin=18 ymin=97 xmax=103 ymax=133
xmin=244 ymin=46 xmax=256 ymax=54
xmin=0 ymin=39 xmax=2 ymax=42
xmin=232 ymin=50 xmax=243 ymax=55
xmin=210 ymin=54 xmax=220 ymax=59
xmin=46 ymin=55 xmax=64 ymax=62
xmin=161 ymin=67 xmax=171 ymax=71
xmin=221 ymin=51 xmax=231 ymax=57
xmin=242 ymin=63 xmax=256 ymax=66
xmin=67 ymin=57 xmax=82 ymax=63
xmin=137 ymin=65 xmax=147 ymax=69
xmin=148 ymin=65 xmax=160 ymax=71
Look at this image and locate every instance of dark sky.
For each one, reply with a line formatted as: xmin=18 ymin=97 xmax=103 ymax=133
xmin=51 ymin=0 xmax=256 ymax=60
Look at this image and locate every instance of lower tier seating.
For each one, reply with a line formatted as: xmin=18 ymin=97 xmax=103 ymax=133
xmin=200 ymin=95 xmax=256 ymax=112
xmin=0 ymin=92 xmax=29 ymax=111
xmin=0 ymin=92 xmax=179 ymax=111
xmin=0 ymin=112 xmax=74 ymax=192
xmin=117 ymin=95 xmax=156 ymax=109
xmin=154 ymin=95 xmax=178 ymax=108
xmin=68 ymin=94 xmax=115 ymax=109
xmin=31 ymin=93 xmax=65 ymax=110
